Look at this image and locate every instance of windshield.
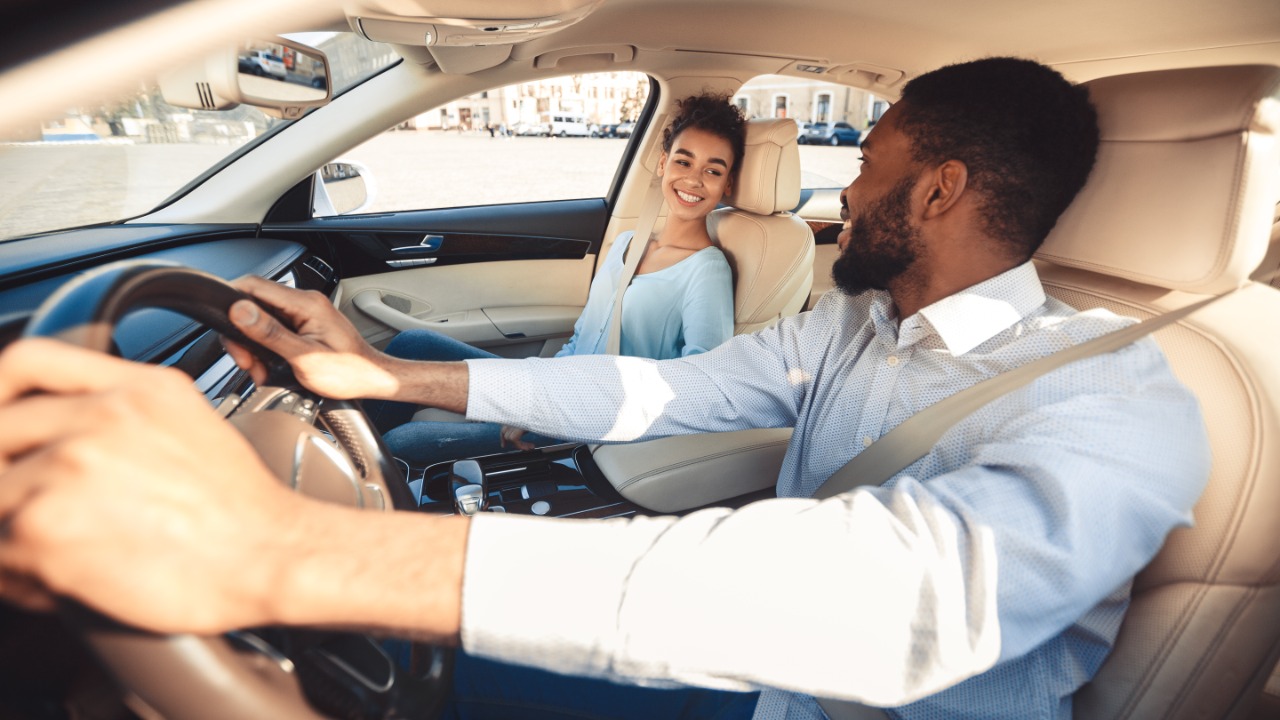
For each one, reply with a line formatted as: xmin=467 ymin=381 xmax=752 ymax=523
xmin=0 ymin=32 xmax=397 ymax=243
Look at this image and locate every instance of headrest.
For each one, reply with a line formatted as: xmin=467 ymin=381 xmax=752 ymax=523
xmin=724 ymin=118 xmax=802 ymax=215
xmin=1037 ymin=65 xmax=1280 ymax=295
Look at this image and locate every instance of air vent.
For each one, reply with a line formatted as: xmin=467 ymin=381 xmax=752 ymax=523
xmin=302 ymin=255 xmax=335 ymax=283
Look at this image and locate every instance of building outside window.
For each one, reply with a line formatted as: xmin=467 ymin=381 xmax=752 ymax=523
xmin=815 ymin=92 xmax=831 ymax=123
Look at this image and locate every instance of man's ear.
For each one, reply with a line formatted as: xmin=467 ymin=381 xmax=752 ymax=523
xmin=920 ymin=160 xmax=968 ymax=220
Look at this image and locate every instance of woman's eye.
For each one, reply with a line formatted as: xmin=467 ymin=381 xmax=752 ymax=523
xmin=707 ymin=169 xmax=722 ymax=177
xmin=675 ymin=159 xmax=691 ymax=167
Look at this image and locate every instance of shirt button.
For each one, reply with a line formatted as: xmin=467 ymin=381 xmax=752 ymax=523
xmin=862 ymin=436 xmax=873 ymax=448
xmin=886 ymin=355 xmax=900 ymax=367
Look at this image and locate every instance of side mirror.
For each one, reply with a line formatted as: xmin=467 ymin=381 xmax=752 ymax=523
xmin=314 ymin=161 xmax=375 ymax=217
xmin=159 ymin=37 xmax=330 ymax=119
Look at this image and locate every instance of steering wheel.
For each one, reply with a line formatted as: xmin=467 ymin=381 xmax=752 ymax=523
xmin=20 ymin=260 xmax=451 ymax=720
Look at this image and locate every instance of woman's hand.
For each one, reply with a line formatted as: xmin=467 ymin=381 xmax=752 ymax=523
xmin=499 ymin=425 xmax=535 ymax=451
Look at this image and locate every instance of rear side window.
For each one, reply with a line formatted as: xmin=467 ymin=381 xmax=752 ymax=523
xmin=332 ymin=72 xmax=651 ymax=214
xmin=735 ymin=75 xmax=888 ymax=191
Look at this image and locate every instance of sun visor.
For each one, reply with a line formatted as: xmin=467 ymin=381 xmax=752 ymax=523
xmin=348 ymin=0 xmax=603 ymax=48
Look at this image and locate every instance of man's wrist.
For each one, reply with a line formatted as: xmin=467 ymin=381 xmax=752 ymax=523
xmin=382 ymin=357 xmax=470 ymax=414
xmin=260 ymin=501 xmax=468 ymax=641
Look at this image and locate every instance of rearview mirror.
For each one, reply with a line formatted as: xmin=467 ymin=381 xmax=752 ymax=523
xmin=159 ymin=36 xmax=330 ymax=119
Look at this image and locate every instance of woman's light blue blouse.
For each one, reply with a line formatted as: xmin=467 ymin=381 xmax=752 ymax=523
xmin=555 ymin=231 xmax=734 ymax=360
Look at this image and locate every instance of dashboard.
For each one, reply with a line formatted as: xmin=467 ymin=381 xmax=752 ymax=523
xmin=0 ymin=231 xmax=338 ymax=406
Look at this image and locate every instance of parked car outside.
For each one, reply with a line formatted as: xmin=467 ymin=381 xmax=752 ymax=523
xmin=805 ymin=120 xmax=861 ymax=145
xmin=237 ymin=49 xmax=287 ymax=80
xmin=512 ymin=121 xmax=550 ymax=137
xmin=615 ymin=121 xmax=636 ymax=138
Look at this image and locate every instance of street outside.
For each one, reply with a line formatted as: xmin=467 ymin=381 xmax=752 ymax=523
xmin=0 ymin=129 xmax=862 ymax=241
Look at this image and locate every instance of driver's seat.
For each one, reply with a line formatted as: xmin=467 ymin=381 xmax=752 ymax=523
xmin=1030 ymin=64 xmax=1280 ymax=719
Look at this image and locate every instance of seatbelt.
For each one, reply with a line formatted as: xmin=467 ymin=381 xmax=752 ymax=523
xmin=606 ymin=171 xmax=665 ymax=355
xmin=811 ymin=285 xmax=1247 ymax=720
xmin=812 ymin=287 xmax=1233 ymax=502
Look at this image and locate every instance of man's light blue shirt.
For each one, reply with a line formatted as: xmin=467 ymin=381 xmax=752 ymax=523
xmin=556 ymin=230 xmax=734 ymax=359
xmin=461 ymin=261 xmax=1211 ymax=720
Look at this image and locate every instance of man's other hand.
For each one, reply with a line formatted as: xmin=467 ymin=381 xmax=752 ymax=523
xmin=226 ymin=276 xmax=401 ymax=401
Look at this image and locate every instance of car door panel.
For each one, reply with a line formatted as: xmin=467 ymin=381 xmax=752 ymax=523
xmin=339 ymin=258 xmax=592 ymax=352
xmin=269 ymin=198 xmax=609 ymax=356
xmin=268 ymin=197 xmax=607 ymax=275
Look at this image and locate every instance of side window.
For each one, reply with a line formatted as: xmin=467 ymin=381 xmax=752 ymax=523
xmin=331 ymin=72 xmax=651 ymax=214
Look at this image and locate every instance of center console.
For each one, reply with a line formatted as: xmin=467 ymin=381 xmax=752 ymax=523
xmin=407 ymin=443 xmax=647 ymax=520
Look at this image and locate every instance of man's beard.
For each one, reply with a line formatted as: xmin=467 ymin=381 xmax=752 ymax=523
xmin=831 ymin=177 xmax=923 ymax=296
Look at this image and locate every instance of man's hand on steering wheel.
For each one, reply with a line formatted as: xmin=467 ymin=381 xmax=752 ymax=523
xmin=228 ymin=276 xmax=472 ymax=415
xmin=226 ymin=276 xmax=401 ymax=401
xmin=0 ymin=339 xmax=306 ymax=633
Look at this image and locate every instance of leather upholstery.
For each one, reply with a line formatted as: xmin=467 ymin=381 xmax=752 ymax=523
xmin=593 ymin=119 xmax=815 ymax=510
xmin=1032 ymin=65 xmax=1280 ymax=720
xmin=711 ymin=117 xmax=816 ymax=334
xmin=1039 ymin=65 xmax=1280 ymax=295
xmin=724 ymin=116 xmax=803 ymax=214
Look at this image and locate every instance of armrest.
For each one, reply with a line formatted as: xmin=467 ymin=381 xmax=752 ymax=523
xmin=591 ymin=428 xmax=790 ymax=513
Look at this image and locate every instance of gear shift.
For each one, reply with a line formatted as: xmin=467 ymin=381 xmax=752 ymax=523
xmin=451 ymin=459 xmax=487 ymax=516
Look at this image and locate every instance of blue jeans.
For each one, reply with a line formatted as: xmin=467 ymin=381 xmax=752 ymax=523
xmin=445 ymin=653 xmax=759 ymax=720
xmin=366 ymin=329 xmax=558 ymax=466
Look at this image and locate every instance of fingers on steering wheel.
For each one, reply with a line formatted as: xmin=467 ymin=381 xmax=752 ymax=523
xmin=0 ymin=339 xmax=145 ymax=403
xmin=232 ymin=275 xmax=332 ymax=329
xmin=219 ymin=337 xmax=266 ymax=385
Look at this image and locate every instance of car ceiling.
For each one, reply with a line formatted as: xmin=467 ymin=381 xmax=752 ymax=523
xmin=537 ymin=0 xmax=1280 ymax=83
xmin=3 ymin=0 xmax=1278 ymax=133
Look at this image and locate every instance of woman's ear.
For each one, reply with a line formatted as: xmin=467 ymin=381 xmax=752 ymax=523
xmin=657 ymin=152 xmax=667 ymax=177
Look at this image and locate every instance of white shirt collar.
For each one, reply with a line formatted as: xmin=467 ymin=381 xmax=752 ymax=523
xmin=913 ymin=261 xmax=1047 ymax=356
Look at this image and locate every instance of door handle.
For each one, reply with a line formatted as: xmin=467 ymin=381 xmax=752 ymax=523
xmin=391 ymin=234 xmax=444 ymax=255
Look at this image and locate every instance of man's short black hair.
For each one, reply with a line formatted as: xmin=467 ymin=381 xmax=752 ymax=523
xmin=896 ymin=57 xmax=1099 ymax=260
xmin=662 ymin=92 xmax=748 ymax=181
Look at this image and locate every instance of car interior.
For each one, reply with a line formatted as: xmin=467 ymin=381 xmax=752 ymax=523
xmin=0 ymin=0 xmax=1278 ymax=718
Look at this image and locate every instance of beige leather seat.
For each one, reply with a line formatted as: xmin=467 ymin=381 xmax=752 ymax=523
xmin=591 ymin=118 xmax=813 ymax=511
xmin=709 ymin=117 xmax=815 ymax=334
xmin=1029 ymin=64 xmax=1280 ymax=719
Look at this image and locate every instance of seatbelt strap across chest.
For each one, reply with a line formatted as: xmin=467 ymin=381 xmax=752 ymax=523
xmin=606 ymin=171 xmax=665 ymax=355
xmin=813 ymin=287 xmax=1232 ymax=501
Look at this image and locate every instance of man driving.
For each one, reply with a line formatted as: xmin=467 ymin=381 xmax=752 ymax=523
xmin=0 ymin=57 xmax=1209 ymax=719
